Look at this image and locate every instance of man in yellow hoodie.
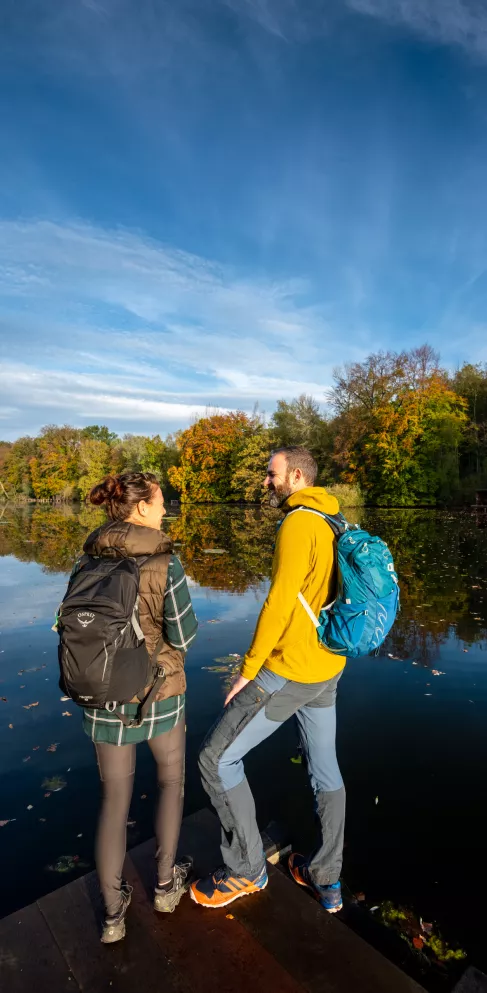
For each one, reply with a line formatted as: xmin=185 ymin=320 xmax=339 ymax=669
xmin=191 ymin=447 xmax=346 ymax=913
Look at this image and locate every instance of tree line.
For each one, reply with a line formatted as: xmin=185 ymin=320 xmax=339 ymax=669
xmin=1 ymin=345 xmax=486 ymax=506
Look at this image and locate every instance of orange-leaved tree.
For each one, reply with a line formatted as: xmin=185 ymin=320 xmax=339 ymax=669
xmin=168 ymin=412 xmax=255 ymax=503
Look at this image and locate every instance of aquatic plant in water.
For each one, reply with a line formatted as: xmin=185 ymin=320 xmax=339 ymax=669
xmin=42 ymin=776 xmax=67 ymax=792
xmin=374 ymin=900 xmax=467 ymax=967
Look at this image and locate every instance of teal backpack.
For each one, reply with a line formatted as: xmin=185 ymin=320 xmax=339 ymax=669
xmin=287 ymin=508 xmax=399 ymax=657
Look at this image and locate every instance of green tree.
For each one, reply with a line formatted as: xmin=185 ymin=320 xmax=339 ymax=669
xmin=78 ymin=439 xmax=112 ymax=500
xmin=271 ymin=394 xmax=335 ymax=479
xmin=451 ymin=363 xmax=487 ymax=484
xmin=231 ymin=429 xmax=274 ymax=502
xmin=81 ymin=425 xmax=119 ymax=445
xmin=3 ymin=436 xmax=39 ymax=497
xmin=0 ymin=441 xmax=12 ymax=497
xmin=112 ymin=433 xmax=180 ymax=497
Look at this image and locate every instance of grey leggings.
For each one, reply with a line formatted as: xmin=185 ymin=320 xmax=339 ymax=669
xmin=94 ymin=719 xmax=185 ymax=916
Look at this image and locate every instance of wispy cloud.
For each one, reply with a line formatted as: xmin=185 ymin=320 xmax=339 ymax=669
xmin=224 ymin=0 xmax=487 ymax=59
xmin=346 ymin=0 xmax=487 ymax=58
xmin=0 ymin=219 xmax=346 ymax=437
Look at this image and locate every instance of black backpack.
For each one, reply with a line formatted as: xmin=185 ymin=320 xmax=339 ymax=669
xmin=56 ymin=555 xmax=165 ymax=728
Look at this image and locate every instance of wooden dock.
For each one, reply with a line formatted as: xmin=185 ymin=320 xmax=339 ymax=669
xmin=0 ymin=808 xmax=481 ymax=993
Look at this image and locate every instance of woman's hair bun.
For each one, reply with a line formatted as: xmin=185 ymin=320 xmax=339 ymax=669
xmin=87 ymin=471 xmax=158 ymax=520
xmin=89 ymin=475 xmax=122 ymax=506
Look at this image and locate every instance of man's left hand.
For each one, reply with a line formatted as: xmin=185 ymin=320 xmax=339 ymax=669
xmin=224 ymin=675 xmax=250 ymax=706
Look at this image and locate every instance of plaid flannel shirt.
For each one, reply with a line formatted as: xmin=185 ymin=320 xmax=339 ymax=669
xmin=163 ymin=555 xmax=198 ymax=651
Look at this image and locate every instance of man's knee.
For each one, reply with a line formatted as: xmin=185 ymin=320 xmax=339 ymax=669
xmin=198 ymin=736 xmax=220 ymax=790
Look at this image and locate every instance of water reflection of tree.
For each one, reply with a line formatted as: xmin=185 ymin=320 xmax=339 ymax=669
xmin=167 ymin=506 xmax=279 ymax=593
xmin=363 ymin=509 xmax=486 ymax=664
xmin=0 ymin=506 xmax=105 ymax=572
xmin=1 ymin=507 xmax=485 ymax=663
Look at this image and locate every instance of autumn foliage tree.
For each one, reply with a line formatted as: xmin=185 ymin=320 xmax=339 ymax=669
xmin=29 ymin=426 xmax=82 ymax=500
xmin=331 ymin=347 xmax=468 ymax=505
xmin=168 ymin=412 xmax=255 ymax=502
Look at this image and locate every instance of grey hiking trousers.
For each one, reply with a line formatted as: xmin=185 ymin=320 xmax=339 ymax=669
xmin=199 ymin=666 xmax=345 ymax=885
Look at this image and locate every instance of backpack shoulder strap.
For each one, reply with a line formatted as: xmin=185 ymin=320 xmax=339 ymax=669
xmin=285 ymin=505 xmax=350 ymax=538
xmin=286 ymin=506 xmax=348 ymax=623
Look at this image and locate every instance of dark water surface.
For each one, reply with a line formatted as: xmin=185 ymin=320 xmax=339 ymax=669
xmin=1 ymin=504 xmax=486 ymax=975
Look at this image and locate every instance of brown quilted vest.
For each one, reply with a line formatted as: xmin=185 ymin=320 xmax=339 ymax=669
xmin=83 ymin=521 xmax=186 ymax=702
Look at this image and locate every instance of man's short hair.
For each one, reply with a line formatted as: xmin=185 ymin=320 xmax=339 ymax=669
xmin=272 ymin=446 xmax=318 ymax=486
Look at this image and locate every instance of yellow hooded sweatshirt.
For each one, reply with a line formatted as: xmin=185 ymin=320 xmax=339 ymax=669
xmin=241 ymin=487 xmax=345 ymax=684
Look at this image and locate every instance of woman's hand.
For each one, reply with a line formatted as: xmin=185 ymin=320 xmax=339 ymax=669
xmin=224 ymin=675 xmax=250 ymax=707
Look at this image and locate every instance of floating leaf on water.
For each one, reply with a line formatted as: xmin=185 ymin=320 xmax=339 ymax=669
xmin=23 ymin=702 xmax=39 ymax=710
xmin=62 ymin=711 xmax=72 ymax=717
xmin=127 ymin=819 xmax=136 ymax=827
xmin=0 ymin=819 xmax=15 ymax=827
xmin=0 ymin=697 xmax=7 ymax=703
xmin=374 ymin=796 xmax=379 ymax=805
xmin=46 ymin=743 xmax=59 ymax=752
xmin=42 ymin=776 xmax=67 ymax=792
xmin=46 ymin=855 xmax=86 ymax=874
xmin=290 ymin=755 xmax=302 ymax=765
xmin=8 ymin=724 xmax=13 ymax=729
xmin=206 ymin=619 xmax=222 ymax=624
xmin=27 ymin=805 xmax=33 ymax=810
xmin=60 ymin=696 xmax=70 ymax=702
xmin=22 ymin=756 xmax=31 ymax=763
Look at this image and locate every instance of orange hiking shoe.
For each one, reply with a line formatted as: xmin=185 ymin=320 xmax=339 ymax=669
xmin=190 ymin=865 xmax=268 ymax=909
xmin=289 ymin=853 xmax=343 ymax=913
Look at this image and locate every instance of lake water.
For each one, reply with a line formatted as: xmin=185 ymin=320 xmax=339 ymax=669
xmin=1 ymin=504 xmax=486 ymax=973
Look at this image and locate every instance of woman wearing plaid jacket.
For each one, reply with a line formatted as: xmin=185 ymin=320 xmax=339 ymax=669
xmin=84 ymin=472 xmax=198 ymax=943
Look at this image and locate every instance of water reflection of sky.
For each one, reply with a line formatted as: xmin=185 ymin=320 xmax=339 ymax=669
xmin=1 ymin=506 xmax=487 ymax=973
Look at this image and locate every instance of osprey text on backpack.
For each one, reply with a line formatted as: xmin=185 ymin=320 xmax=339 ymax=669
xmin=291 ymin=508 xmax=399 ymax=657
xmin=55 ymin=555 xmax=165 ymax=727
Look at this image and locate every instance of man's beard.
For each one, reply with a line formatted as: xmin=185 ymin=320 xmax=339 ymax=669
xmin=267 ymin=480 xmax=292 ymax=509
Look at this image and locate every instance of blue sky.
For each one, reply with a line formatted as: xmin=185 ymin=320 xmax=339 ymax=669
xmin=2 ymin=0 xmax=487 ymax=440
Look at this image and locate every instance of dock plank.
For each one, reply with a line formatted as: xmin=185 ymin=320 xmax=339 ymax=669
xmin=0 ymin=808 xmax=432 ymax=993
xmin=127 ymin=810 xmax=306 ymax=993
xmin=38 ymin=867 xmax=187 ymax=993
xmin=232 ymin=864 xmax=426 ymax=993
xmin=184 ymin=806 xmax=426 ymax=993
xmin=0 ymin=902 xmax=78 ymax=993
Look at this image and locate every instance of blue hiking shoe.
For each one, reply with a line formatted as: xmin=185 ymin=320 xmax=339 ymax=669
xmin=190 ymin=865 xmax=268 ymax=909
xmin=288 ymin=853 xmax=343 ymax=913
